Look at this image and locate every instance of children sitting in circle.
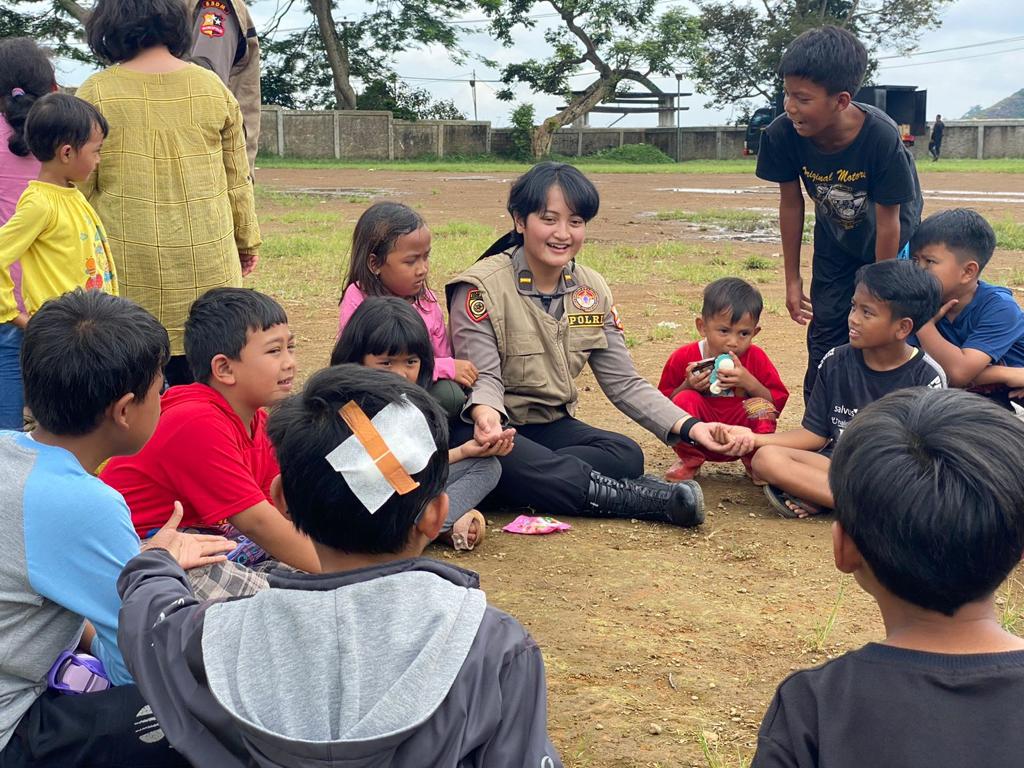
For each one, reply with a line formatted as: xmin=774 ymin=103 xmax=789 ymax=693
xmin=338 ymin=201 xmax=478 ymax=417
xmin=331 ymin=296 xmax=509 ymax=550
xmin=658 ymin=277 xmax=788 ymax=482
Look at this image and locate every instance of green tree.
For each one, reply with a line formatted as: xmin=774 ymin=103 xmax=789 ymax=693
xmin=689 ymin=0 xmax=952 ymax=109
xmin=0 ymin=0 xmax=94 ymax=65
xmin=483 ymin=0 xmax=700 ymax=157
xmin=358 ymin=78 xmax=467 ymax=120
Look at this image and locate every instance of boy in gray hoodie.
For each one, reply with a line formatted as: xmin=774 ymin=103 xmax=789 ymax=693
xmin=116 ymin=363 xmax=562 ymax=768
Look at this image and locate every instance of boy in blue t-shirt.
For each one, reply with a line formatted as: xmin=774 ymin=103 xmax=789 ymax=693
xmin=0 ymin=290 xmax=230 ymax=766
xmin=912 ymin=208 xmax=1024 ymax=407
xmin=755 ymin=26 xmax=923 ymax=401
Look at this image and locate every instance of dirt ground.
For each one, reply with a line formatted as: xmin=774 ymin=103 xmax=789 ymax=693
xmin=257 ymin=166 xmax=1024 ymax=767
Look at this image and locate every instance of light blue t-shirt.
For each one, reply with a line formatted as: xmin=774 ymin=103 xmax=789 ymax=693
xmin=0 ymin=431 xmax=139 ymax=747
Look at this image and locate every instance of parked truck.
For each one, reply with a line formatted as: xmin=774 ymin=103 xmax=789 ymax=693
xmin=743 ymin=84 xmax=927 ymax=155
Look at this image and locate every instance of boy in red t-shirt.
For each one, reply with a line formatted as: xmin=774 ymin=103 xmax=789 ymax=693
xmin=102 ymin=288 xmax=320 ymax=573
xmin=658 ymin=278 xmax=788 ymax=481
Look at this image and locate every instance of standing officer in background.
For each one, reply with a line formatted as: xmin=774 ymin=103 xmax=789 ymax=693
xmin=187 ymin=0 xmax=261 ymax=175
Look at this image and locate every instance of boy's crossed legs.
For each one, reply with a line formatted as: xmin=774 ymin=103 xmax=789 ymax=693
xmin=750 ymin=446 xmax=832 ymax=518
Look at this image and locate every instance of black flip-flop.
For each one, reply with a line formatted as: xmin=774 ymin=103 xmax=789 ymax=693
xmin=763 ymin=484 xmax=816 ymax=519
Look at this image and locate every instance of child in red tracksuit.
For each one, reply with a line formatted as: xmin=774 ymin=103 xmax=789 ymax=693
xmin=659 ymin=278 xmax=788 ymax=481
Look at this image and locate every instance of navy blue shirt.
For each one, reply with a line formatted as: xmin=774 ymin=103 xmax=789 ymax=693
xmin=936 ymin=281 xmax=1024 ymax=367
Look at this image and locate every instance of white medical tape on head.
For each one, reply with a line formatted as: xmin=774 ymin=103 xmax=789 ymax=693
xmin=325 ymin=396 xmax=437 ymax=514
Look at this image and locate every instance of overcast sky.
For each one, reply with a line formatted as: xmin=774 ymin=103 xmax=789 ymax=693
xmin=53 ymin=0 xmax=1023 ymax=127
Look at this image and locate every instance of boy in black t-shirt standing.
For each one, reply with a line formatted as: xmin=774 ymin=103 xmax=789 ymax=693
xmin=752 ymin=388 xmax=1024 ymax=768
xmin=756 ymin=26 xmax=923 ymax=401
xmin=740 ymin=260 xmax=945 ymax=518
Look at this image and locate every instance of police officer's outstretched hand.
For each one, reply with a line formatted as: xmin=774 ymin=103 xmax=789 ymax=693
xmin=685 ymin=421 xmax=755 ymax=457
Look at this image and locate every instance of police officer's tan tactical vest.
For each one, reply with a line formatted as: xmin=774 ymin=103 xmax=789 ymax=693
xmin=451 ymin=255 xmax=613 ymax=425
xmin=188 ymin=0 xmax=261 ymax=174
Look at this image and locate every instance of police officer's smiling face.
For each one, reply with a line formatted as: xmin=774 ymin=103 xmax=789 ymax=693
xmin=515 ymin=185 xmax=586 ymax=275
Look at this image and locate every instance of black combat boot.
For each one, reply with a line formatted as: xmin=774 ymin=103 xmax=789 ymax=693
xmin=583 ymin=471 xmax=705 ymax=528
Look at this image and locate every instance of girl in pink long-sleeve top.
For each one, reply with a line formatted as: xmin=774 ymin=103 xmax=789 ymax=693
xmin=338 ymin=202 xmax=478 ymax=417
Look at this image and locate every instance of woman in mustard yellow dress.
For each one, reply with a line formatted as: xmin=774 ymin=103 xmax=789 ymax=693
xmin=77 ymin=0 xmax=261 ymax=384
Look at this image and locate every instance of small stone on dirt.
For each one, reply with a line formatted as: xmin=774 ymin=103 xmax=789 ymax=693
xmin=648 ymin=723 xmax=663 ymax=735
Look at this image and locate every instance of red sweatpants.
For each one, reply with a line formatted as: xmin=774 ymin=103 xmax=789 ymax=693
xmin=671 ymin=389 xmax=777 ymax=473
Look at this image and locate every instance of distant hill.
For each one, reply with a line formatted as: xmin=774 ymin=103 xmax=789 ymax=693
xmin=962 ymin=89 xmax=1024 ymax=119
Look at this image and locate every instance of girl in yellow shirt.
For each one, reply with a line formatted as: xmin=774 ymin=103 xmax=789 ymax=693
xmin=0 ymin=93 xmax=119 ymax=431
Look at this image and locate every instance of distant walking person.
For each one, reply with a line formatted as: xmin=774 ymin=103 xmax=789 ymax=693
xmin=929 ymin=115 xmax=945 ymax=161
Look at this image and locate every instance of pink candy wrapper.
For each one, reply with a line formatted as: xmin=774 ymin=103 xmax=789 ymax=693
xmin=502 ymin=515 xmax=572 ymax=535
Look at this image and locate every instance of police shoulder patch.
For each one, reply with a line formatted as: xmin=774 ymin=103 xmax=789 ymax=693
xmin=466 ymin=288 xmax=488 ymax=323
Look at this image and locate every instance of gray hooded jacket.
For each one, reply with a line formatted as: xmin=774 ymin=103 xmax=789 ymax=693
xmin=117 ymin=551 xmax=561 ymax=768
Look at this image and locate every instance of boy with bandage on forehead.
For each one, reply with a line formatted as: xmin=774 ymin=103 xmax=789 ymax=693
xmin=115 ymin=364 xmax=563 ymax=768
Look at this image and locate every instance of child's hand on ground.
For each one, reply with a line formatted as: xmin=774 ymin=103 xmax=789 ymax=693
xmin=141 ymin=501 xmax=236 ymax=570
xmin=786 ymin=279 xmax=813 ymax=325
xmin=453 ymin=358 xmax=479 ymax=387
xmin=239 ymin=251 xmax=259 ymax=276
xmin=682 ymin=361 xmax=712 ymax=392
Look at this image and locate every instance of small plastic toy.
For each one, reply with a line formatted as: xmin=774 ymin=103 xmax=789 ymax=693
xmin=708 ymin=354 xmax=735 ymax=396
xmin=47 ymin=651 xmax=110 ymax=695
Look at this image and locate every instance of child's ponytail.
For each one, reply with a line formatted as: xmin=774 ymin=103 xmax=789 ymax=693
xmin=0 ymin=38 xmax=57 ymax=158
xmin=478 ymin=230 xmax=524 ymax=261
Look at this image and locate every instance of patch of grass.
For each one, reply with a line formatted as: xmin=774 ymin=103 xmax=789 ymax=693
xmin=805 ymin=582 xmax=847 ymax=654
xmin=993 ymin=219 xmax=1024 ymax=251
xmin=345 ymin=194 xmax=372 ymax=204
xmin=743 ymin=255 xmax=775 ymax=270
xmin=1009 ymin=269 xmax=1024 ymax=287
xmin=588 ymin=143 xmax=675 ymax=164
xmin=999 ymin=577 xmax=1024 ymax=634
xmin=916 ymin=158 xmax=1024 ymax=174
xmin=256 ymin=155 xmax=760 ymax=174
xmin=697 ymin=729 xmax=751 ymax=768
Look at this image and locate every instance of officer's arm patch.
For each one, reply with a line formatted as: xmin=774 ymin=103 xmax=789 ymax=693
xmin=466 ymin=289 xmax=489 ymax=323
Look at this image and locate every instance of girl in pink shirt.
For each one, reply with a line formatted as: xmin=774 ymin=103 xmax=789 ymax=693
xmin=338 ymin=202 xmax=478 ymax=416
xmin=0 ymin=38 xmax=55 ymax=429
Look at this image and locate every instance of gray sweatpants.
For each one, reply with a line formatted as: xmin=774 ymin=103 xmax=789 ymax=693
xmin=443 ymin=456 xmax=501 ymax=532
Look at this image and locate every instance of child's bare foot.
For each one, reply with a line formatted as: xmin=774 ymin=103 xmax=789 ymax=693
xmin=441 ymin=509 xmax=487 ymax=551
xmin=764 ymin=485 xmax=824 ymax=519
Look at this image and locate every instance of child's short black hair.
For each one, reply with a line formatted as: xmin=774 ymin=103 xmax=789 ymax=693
xmin=267 ymin=364 xmax=449 ymax=555
xmin=831 ymin=388 xmax=1024 ymax=616
xmin=702 ymin=277 xmax=763 ymax=324
xmin=779 ymin=25 xmax=868 ymax=96
xmin=24 ymin=93 xmax=109 ymax=163
xmin=910 ymin=208 xmax=997 ymax=273
xmin=854 ymin=259 xmax=940 ymax=333
xmin=86 ymin=0 xmax=193 ymax=64
xmin=184 ymin=288 xmax=289 ymax=384
xmin=21 ymin=290 xmax=169 ymax=436
xmin=330 ymin=296 xmax=435 ymax=389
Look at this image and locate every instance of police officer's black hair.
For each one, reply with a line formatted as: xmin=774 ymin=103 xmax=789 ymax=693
xmin=267 ymin=364 xmax=449 ymax=555
xmin=830 ymin=387 xmax=1024 ymax=616
xmin=330 ymin=296 xmax=435 ymax=390
xmin=479 ymin=161 xmax=600 ymax=260
xmin=184 ymin=288 xmax=289 ymax=384
xmin=779 ymin=25 xmax=868 ymax=96
xmin=854 ymin=259 xmax=940 ymax=333
xmin=0 ymin=38 xmax=57 ymax=158
xmin=22 ymin=290 xmax=169 ymax=436
xmin=86 ymin=0 xmax=193 ymax=64
xmin=910 ymin=208 xmax=997 ymax=273
xmin=24 ymin=93 xmax=109 ymax=163
xmin=702 ymin=277 xmax=763 ymax=324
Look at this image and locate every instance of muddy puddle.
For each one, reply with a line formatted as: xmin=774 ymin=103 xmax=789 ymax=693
xmin=281 ymin=187 xmax=397 ymax=198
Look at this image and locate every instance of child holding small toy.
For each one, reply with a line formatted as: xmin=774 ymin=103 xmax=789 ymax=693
xmin=338 ymin=201 xmax=478 ymax=417
xmin=658 ymin=278 xmax=788 ymax=481
xmin=332 ymin=296 xmax=508 ymax=550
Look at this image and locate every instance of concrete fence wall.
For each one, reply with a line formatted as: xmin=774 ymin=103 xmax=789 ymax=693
xmin=258 ymin=107 xmax=1024 ymax=161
